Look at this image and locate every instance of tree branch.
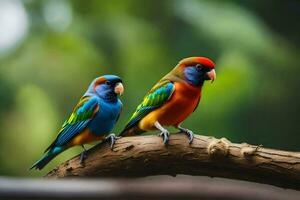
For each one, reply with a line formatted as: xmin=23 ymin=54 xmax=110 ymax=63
xmin=46 ymin=134 xmax=300 ymax=190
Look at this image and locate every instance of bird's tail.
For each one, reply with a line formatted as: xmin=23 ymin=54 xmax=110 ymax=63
xmin=30 ymin=146 xmax=65 ymax=170
xmin=119 ymin=126 xmax=145 ymax=137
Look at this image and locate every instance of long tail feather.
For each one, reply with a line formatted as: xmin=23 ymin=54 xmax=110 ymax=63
xmin=30 ymin=147 xmax=65 ymax=170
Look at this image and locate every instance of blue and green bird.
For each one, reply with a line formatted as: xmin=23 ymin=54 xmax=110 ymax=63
xmin=30 ymin=75 xmax=124 ymax=170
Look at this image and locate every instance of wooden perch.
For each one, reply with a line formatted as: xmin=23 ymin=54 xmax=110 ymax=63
xmin=46 ymin=134 xmax=300 ymax=190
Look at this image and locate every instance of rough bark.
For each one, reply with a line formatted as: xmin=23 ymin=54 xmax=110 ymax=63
xmin=46 ymin=134 xmax=300 ymax=190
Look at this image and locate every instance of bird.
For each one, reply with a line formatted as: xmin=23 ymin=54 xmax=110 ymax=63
xmin=30 ymin=75 xmax=124 ymax=170
xmin=120 ymin=57 xmax=216 ymax=144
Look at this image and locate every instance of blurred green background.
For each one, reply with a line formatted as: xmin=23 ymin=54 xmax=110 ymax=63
xmin=0 ymin=0 xmax=299 ymax=177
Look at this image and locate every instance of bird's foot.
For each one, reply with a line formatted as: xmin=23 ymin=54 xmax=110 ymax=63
xmin=105 ymin=133 xmax=120 ymax=149
xmin=80 ymin=151 xmax=87 ymax=165
xmin=178 ymin=127 xmax=194 ymax=144
xmin=158 ymin=130 xmax=170 ymax=145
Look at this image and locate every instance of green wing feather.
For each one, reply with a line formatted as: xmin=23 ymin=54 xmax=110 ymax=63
xmin=60 ymin=97 xmax=95 ymax=128
xmin=121 ymin=80 xmax=175 ymax=135
xmin=45 ymin=96 xmax=98 ymax=152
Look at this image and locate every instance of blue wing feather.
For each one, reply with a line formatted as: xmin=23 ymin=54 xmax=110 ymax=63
xmin=45 ymin=96 xmax=99 ymax=152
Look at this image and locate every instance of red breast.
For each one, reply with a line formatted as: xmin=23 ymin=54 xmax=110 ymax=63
xmin=156 ymin=82 xmax=201 ymax=126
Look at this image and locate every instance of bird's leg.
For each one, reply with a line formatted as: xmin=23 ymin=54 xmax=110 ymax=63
xmin=80 ymin=145 xmax=87 ymax=165
xmin=154 ymin=121 xmax=170 ymax=145
xmin=105 ymin=133 xmax=120 ymax=149
xmin=176 ymin=125 xmax=194 ymax=144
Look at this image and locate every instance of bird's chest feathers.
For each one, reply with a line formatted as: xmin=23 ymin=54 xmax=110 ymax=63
xmin=157 ymin=82 xmax=201 ymax=125
xmin=89 ymin=100 xmax=120 ymax=135
xmin=176 ymin=82 xmax=200 ymax=97
xmin=171 ymin=82 xmax=201 ymax=108
xmin=98 ymin=102 xmax=120 ymax=119
xmin=97 ymin=101 xmax=120 ymax=120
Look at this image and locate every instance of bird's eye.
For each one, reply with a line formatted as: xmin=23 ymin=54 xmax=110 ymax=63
xmin=195 ymin=64 xmax=203 ymax=70
xmin=105 ymin=81 xmax=111 ymax=85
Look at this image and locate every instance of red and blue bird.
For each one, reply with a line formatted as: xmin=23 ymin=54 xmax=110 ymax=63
xmin=120 ymin=57 xmax=216 ymax=144
xmin=31 ymin=75 xmax=124 ymax=170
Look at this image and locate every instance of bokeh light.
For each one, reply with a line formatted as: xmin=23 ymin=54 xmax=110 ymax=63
xmin=0 ymin=0 xmax=28 ymax=56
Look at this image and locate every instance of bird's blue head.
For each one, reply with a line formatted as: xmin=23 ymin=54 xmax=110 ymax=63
xmin=180 ymin=57 xmax=216 ymax=86
xmin=85 ymin=75 xmax=124 ymax=102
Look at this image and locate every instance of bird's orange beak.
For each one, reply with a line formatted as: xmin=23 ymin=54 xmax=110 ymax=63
xmin=114 ymin=82 xmax=124 ymax=96
xmin=207 ymin=69 xmax=216 ymax=83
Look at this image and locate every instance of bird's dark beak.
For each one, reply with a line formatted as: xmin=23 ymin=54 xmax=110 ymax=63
xmin=114 ymin=82 xmax=124 ymax=96
xmin=207 ymin=69 xmax=216 ymax=83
